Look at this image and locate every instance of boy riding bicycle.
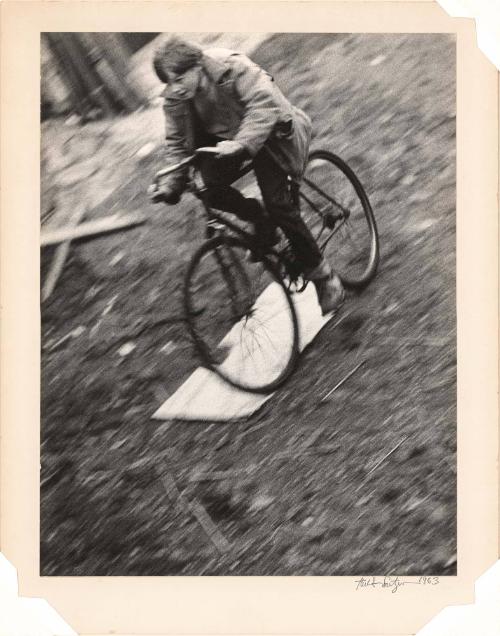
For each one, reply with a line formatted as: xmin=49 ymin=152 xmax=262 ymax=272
xmin=148 ymin=35 xmax=345 ymax=314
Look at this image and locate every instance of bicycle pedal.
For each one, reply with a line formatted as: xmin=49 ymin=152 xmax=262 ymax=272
xmin=289 ymin=277 xmax=308 ymax=294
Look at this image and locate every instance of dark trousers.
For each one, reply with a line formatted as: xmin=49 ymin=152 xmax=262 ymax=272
xmin=197 ymin=136 xmax=322 ymax=271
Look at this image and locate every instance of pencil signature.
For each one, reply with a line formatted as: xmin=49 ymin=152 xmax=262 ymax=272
xmin=354 ymin=575 xmax=439 ymax=593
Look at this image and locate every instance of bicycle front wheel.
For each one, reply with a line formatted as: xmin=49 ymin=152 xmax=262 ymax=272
xmin=184 ymin=235 xmax=299 ymax=393
xmin=300 ymin=150 xmax=379 ymax=289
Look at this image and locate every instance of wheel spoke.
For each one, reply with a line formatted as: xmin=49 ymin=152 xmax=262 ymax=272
xmin=185 ymin=236 xmax=299 ymax=392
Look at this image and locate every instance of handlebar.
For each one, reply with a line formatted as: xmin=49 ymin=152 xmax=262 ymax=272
xmin=153 ymin=147 xmax=220 ymax=182
xmin=195 ymin=146 xmax=221 ymax=155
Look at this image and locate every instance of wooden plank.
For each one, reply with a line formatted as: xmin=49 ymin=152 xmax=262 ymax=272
xmin=161 ymin=473 xmax=231 ymax=554
xmin=41 ymin=203 xmax=87 ymax=302
xmin=41 ymin=212 xmax=146 ymax=247
xmin=189 ymin=497 xmax=231 ymax=554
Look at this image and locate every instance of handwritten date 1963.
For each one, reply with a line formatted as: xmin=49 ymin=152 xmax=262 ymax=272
xmin=354 ymin=575 xmax=440 ymax=593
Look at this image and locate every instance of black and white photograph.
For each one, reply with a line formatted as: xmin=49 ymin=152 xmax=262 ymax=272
xmin=40 ymin=31 xmax=457 ymax=577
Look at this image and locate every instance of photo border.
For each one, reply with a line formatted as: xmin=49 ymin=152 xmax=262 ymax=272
xmin=1 ymin=1 xmax=498 ymax=634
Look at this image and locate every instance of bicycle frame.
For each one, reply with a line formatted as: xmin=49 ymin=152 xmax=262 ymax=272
xmin=298 ymin=177 xmax=349 ymax=253
xmin=152 ymin=148 xmax=349 ymax=268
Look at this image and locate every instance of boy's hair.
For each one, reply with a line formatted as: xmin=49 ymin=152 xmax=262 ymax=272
xmin=153 ymin=35 xmax=203 ymax=83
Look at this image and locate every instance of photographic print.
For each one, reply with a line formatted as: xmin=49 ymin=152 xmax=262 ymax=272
xmin=40 ymin=31 xmax=457 ymax=577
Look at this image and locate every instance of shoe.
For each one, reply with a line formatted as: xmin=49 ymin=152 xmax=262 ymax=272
xmin=309 ymin=261 xmax=345 ymax=315
xmin=314 ymin=273 xmax=345 ymax=315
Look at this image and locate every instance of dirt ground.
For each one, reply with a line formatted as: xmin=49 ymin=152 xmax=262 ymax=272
xmin=40 ymin=33 xmax=456 ymax=576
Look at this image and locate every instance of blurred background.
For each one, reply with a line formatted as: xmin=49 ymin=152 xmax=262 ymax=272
xmin=41 ymin=33 xmax=269 ymax=224
xmin=41 ymin=33 xmax=456 ymax=576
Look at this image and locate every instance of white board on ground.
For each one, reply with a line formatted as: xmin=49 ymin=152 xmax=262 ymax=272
xmin=152 ymin=282 xmax=336 ymax=422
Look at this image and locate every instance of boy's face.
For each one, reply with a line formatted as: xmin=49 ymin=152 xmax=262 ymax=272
xmin=168 ymin=65 xmax=204 ymax=99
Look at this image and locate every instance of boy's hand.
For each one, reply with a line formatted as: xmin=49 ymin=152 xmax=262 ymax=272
xmin=148 ymin=182 xmax=181 ymax=205
xmin=216 ymin=140 xmax=246 ymax=158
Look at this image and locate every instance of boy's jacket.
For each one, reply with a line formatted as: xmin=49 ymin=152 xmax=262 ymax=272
xmin=161 ymin=47 xmax=312 ymax=184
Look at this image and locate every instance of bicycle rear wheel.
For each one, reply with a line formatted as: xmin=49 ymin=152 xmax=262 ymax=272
xmin=184 ymin=235 xmax=299 ymax=393
xmin=300 ymin=150 xmax=379 ymax=289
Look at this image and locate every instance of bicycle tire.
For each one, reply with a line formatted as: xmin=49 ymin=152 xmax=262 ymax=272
xmin=184 ymin=235 xmax=300 ymax=393
xmin=300 ymin=150 xmax=379 ymax=289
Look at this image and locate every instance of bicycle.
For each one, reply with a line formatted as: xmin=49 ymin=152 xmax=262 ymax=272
xmin=151 ymin=146 xmax=379 ymax=394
